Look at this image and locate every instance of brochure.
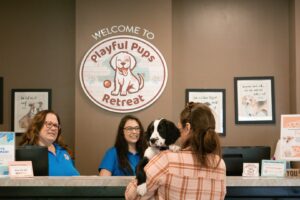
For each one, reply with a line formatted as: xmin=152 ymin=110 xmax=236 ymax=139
xmin=0 ymin=132 xmax=15 ymax=176
xmin=280 ymin=114 xmax=300 ymax=161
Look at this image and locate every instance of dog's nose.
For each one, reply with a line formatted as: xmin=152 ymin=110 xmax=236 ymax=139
xmin=150 ymin=138 xmax=158 ymax=144
xmin=121 ymin=62 xmax=126 ymax=66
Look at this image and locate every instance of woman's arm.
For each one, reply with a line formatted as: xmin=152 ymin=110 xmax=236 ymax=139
xmin=98 ymin=147 xmax=116 ymax=176
xmin=99 ymin=168 xmax=112 ymax=176
xmin=125 ymin=151 xmax=169 ymax=200
xmin=125 ymin=179 xmax=140 ymax=200
xmin=125 ymin=175 xmax=158 ymax=200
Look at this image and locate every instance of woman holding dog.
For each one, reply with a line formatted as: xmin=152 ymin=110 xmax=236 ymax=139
xmin=19 ymin=110 xmax=80 ymax=176
xmin=125 ymin=102 xmax=226 ymax=200
xmin=98 ymin=115 xmax=147 ymax=176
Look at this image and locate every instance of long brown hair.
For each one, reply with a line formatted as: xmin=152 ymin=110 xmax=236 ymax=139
xmin=180 ymin=102 xmax=200 ymax=147
xmin=114 ymin=115 xmax=146 ymax=175
xmin=187 ymin=103 xmax=221 ymax=168
xmin=19 ymin=110 xmax=73 ymax=158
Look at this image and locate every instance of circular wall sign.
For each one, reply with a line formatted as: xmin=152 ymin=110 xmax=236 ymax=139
xmin=79 ymin=35 xmax=168 ymax=113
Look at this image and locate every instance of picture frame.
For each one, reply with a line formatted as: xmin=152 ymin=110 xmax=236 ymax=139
xmin=234 ymin=76 xmax=275 ymax=124
xmin=186 ymin=89 xmax=226 ymax=136
xmin=11 ymin=89 xmax=52 ymax=133
xmin=0 ymin=77 xmax=3 ymax=124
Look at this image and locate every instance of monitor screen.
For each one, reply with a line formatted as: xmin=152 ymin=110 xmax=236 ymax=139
xmin=222 ymin=153 xmax=243 ymax=176
xmin=15 ymin=145 xmax=48 ymax=176
xmin=222 ymin=146 xmax=271 ymax=176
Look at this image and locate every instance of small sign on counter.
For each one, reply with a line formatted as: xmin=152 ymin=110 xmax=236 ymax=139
xmin=8 ymin=161 xmax=34 ymax=178
xmin=261 ymin=160 xmax=286 ymax=177
xmin=286 ymin=168 xmax=300 ymax=177
xmin=243 ymin=163 xmax=259 ymax=177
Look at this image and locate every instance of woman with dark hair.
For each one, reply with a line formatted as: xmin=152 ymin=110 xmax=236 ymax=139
xmin=19 ymin=110 xmax=80 ymax=176
xmin=99 ymin=115 xmax=147 ymax=176
xmin=126 ymin=103 xmax=226 ymax=200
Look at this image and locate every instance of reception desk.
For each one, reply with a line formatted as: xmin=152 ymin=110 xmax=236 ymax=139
xmin=0 ymin=176 xmax=300 ymax=199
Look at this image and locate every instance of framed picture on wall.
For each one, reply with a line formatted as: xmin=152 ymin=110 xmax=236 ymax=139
xmin=186 ymin=89 xmax=226 ymax=136
xmin=0 ymin=77 xmax=3 ymax=124
xmin=11 ymin=89 xmax=52 ymax=133
xmin=234 ymin=76 xmax=275 ymax=124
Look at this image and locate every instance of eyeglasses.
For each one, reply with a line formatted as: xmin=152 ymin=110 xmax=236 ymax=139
xmin=124 ymin=126 xmax=140 ymax=132
xmin=44 ymin=121 xmax=61 ymax=130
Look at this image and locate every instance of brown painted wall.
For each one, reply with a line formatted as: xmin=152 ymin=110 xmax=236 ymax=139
xmin=290 ymin=0 xmax=296 ymax=113
xmin=0 ymin=0 xmax=75 ymax=149
xmin=172 ymin=0 xmax=290 ymax=148
xmin=0 ymin=0 xmax=299 ymax=175
xmin=295 ymin=0 xmax=300 ymax=113
xmin=75 ymin=0 xmax=173 ymax=175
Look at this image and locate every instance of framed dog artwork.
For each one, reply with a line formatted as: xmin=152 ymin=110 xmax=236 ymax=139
xmin=234 ymin=76 xmax=275 ymax=124
xmin=11 ymin=89 xmax=52 ymax=133
xmin=186 ymin=89 xmax=226 ymax=136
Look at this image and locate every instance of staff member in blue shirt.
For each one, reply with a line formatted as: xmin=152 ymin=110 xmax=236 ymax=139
xmin=20 ymin=110 xmax=80 ymax=176
xmin=98 ymin=115 xmax=147 ymax=176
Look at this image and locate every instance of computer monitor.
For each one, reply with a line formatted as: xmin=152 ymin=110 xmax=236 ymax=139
xmin=222 ymin=153 xmax=243 ymax=176
xmin=15 ymin=145 xmax=49 ymax=176
xmin=222 ymin=146 xmax=271 ymax=176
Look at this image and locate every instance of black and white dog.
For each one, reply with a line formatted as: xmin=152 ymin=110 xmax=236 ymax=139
xmin=136 ymin=118 xmax=181 ymax=196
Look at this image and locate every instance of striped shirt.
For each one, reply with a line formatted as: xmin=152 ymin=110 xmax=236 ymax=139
xmin=125 ymin=150 xmax=226 ymax=200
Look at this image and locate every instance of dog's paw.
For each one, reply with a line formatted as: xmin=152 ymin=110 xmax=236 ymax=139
xmin=169 ymin=144 xmax=181 ymax=152
xmin=137 ymin=183 xmax=147 ymax=196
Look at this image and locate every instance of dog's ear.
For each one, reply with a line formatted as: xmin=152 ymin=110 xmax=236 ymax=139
xmin=163 ymin=119 xmax=180 ymax=146
xmin=129 ymin=53 xmax=136 ymax=70
xmin=110 ymin=53 xmax=118 ymax=70
xmin=146 ymin=121 xmax=154 ymax=141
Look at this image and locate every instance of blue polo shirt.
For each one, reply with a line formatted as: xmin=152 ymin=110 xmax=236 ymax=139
xmin=48 ymin=144 xmax=80 ymax=176
xmin=98 ymin=147 xmax=140 ymax=176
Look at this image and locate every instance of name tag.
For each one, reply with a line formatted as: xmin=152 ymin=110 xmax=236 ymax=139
xmin=8 ymin=161 xmax=34 ymax=178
